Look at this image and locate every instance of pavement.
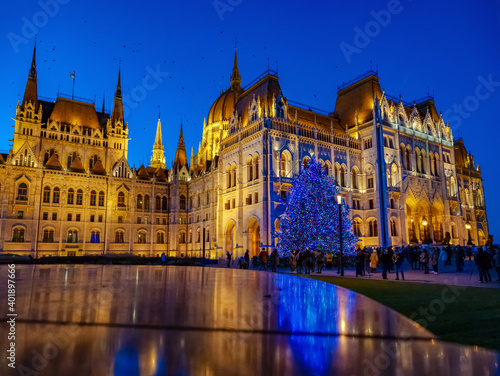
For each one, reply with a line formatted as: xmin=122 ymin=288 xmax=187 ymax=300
xmin=213 ymin=258 xmax=500 ymax=288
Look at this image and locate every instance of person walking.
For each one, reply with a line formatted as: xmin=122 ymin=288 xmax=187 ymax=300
xmin=369 ymin=249 xmax=378 ymax=273
xmin=393 ymin=249 xmax=405 ymax=281
xmin=455 ymin=246 xmax=465 ymax=272
xmin=244 ymin=249 xmax=250 ymax=269
xmin=380 ymin=249 xmax=390 ymax=279
xmin=226 ymin=250 xmax=232 ymax=268
xmin=364 ymin=248 xmax=371 ymax=275
xmin=259 ymin=248 xmax=268 ymax=271
xmin=493 ymin=248 xmax=500 ymax=282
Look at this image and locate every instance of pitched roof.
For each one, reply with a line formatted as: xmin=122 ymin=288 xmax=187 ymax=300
xmin=44 ymin=153 xmax=62 ymax=170
xmin=137 ymin=165 xmax=150 ymax=180
xmin=50 ymin=97 xmax=101 ymax=129
xmin=69 ymin=156 xmax=85 ymax=172
xmin=90 ymin=159 xmax=106 ymax=175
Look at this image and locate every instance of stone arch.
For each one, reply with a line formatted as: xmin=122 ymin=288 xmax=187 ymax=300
xmin=225 ymin=220 xmax=237 ymax=257
xmin=247 ymin=217 xmax=261 ymax=257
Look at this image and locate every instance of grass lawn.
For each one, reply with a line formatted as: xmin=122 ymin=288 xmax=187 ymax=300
xmin=302 ymin=275 xmax=500 ymax=351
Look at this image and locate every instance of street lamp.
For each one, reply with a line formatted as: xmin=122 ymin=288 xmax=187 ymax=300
xmin=337 ymin=194 xmax=344 ymax=276
xmin=202 ymin=219 xmax=206 ymax=267
xmin=465 ymin=222 xmax=472 ymax=245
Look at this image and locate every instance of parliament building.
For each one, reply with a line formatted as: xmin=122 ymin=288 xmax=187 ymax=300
xmin=0 ymin=45 xmax=489 ymax=258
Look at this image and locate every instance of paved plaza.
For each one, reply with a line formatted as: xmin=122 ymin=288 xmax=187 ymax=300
xmin=1 ymin=264 xmax=499 ymax=375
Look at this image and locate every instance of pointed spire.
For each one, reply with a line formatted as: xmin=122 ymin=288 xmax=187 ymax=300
xmin=22 ymin=42 xmax=38 ymax=109
xmin=150 ymin=113 xmax=165 ymax=169
xmin=174 ymin=122 xmax=188 ymax=169
xmin=111 ymin=66 xmax=124 ymax=125
xmin=230 ymin=46 xmax=241 ymax=88
xmin=102 ymin=90 xmax=105 ymax=113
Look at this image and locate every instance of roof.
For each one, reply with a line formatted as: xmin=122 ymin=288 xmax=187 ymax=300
xmin=49 ymin=97 xmax=101 ymax=129
xmin=44 ymin=153 xmax=62 ymax=170
xmin=90 ymin=159 xmax=106 ymax=175
xmin=69 ymin=156 xmax=85 ymax=172
xmin=207 ymin=86 xmax=242 ymax=124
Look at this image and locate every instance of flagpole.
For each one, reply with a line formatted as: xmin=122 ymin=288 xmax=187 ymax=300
xmin=72 ymin=71 xmax=75 ymax=100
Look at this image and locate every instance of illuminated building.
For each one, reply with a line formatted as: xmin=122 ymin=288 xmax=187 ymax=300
xmin=0 ymin=44 xmax=489 ymax=258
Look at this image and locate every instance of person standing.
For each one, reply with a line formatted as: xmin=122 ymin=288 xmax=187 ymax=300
xmin=393 ymin=249 xmax=405 ymax=281
xmin=296 ymin=250 xmax=303 ymax=274
xmin=161 ymin=252 xmax=166 ymax=265
xmin=290 ymin=252 xmax=297 ymax=273
xmin=326 ymin=251 xmax=333 ymax=270
xmin=380 ymin=249 xmax=390 ymax=279
xmin=355 ymin=249 xmax=364 ymax=277
xmin=271 ymin=249 xmax=280 ymax=272
xmin=226 ymin=251 xmax=232 ymax=268
xmin=316 ymin=250 xmax=324 ymax=274
xmin=421 ymin=249 xmax=429 ymax=274
xmin=369 ymin=249 xmax=378 ymax=273
xmin=244 ymin=249 xmax=250 ymax=269
xmin=493 ymin=248 xmax=500 ymax=282
xmin=259 ymin=248 xmax=268 ymax=271
xmin=476 ymin=248 xmax=489 ymax=283
xmin=364 ymin=248 xmax=371 ymax=275
xmin=430 ymin=248 xmax=439 ymax=274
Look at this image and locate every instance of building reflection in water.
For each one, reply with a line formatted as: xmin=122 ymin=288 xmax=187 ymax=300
xmin=0 ymin=265 xmax=498 ymax=375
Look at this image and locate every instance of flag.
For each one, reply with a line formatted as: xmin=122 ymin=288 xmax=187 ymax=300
xmin=70 ymin=72 xmax=75 ymax=79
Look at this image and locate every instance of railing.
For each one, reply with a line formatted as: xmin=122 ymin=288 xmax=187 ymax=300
xmin=337 ymin=70 xmax=379 ymax=91
xmin=287 ymin=100 xmax=332 ymax=117
xmin=384 ymin=94 xmax=412 ymax=107
xmin=243 ymin=69 xmax=279 ymax=90
xmin=57 ymin=92 xmax=96 ymax=105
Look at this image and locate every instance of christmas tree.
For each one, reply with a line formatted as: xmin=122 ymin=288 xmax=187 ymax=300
xmin=276 ymin=158 xmax=358 ymax=257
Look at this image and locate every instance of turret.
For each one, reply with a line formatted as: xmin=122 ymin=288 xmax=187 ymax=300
xmin=111 ymin=66 xmax=124 ymax=126
xmin=22 ymin=42 xmax=38 ymax=109
xmin=173 ymin=122 xmax=188 ymax=170
xmin=150 ymin=112 xmax=166 ymax=169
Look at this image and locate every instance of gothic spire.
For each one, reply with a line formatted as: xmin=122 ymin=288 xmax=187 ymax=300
xmin=111 ymin=66 xmax=124 ymax=125
xmin=174 ymin=121 xmax=188 ymax=169
xmin=230 ymin=47 xmax=241 ymax=88
xmin=150 ymin=112 xmax=165 ymax=169
xmin=22 ymin=42 xmax=38 ymax=109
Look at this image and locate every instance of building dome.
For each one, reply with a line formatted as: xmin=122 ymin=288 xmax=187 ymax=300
xmin=207 ymin=87 xmax=242 ymax=124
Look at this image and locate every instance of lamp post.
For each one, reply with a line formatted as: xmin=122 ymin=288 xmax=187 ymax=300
xmin=202 ymin=219 xmax=206 ymax=267
xmin=465 ymin=222 xmax=472 ymax=245
xmin=337 ymin=194 xmax=344 ymax=276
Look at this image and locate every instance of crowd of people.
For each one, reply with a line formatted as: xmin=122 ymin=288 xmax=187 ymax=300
xmin=227 ymin=244 xmax=500 ymax=284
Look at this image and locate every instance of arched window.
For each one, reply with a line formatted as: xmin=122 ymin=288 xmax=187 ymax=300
xmin=247 ymin=157 xmax=253 ymax=181
xmin=90 ymin=230 xmax=100 ymax=243
xmin=12 ymin=228 xmax=25 ymax=242
xmin=353 ymin=220 xmax=361 ymax=237
xmin=206 ymin=191 xmax=210 ymax=205
xmin=67 ymin=229 xmax=78 ymax=243
xmin=137 ymin=194 xmax=143 ymax=209
xmin=324 ymin=162 xmax=330 ymax=176
xmin=340 ymin=166 xmax=346 ymax=187
xmin=17 ymin=183 xmax=28 ymax=201
xmin=53 ymin=187 xmax=60 ymax=203
xmin=303 ymin=157 xmax=309 ymax=169
xmin=405 ymin=148 xmax=411 ymax=171
xmin=254 ymin=155 xmax=259 ymax=179
xmin=368 ymin=219 xmax=378 ymax=237
xmin=99 ymin=191 xmax=105 ymax=206
xmin=138 ymin=231 xmax=147 ymax=244
xmin=180 ymin=195 xmax=186 ymax=210
xmin=421 ymin=151 xmax=426 ymax=174
xmin=197 ymin=228 xmax=201 ymax=243
xmin=155 ymin=195 xmax=161 ymax=210
xmin=189 ymin=230 xmax=193 ymax=243
xmin=232 ymin=164 xmax=237 ymax=186
xmin=67 ymin=188 xmax=74 ymax=205
xmin=179 ymin=231 xmax=186 ymax=244
xmin=400 ymin=145 xmax=405 ymax=170
xmin=227 ymin=166 xmax=231 ymax=188
xmin=157 ymin=231 xmax=165 ymax=244
xmin=390 ymin=219 xmax=397 ymax=236
xmin=115 ymin=230 xmax=124 ymax=243
xmin=42 ymin=229 xmax=54 ymax=243
xmin=416 ymin=150 xmax=422 ymax=173
xmin=162 ymin=196 xmax=168 ymax=211
xmin=90 ymin=191 xmax=97 ymax=206
xmin=117 ymin=192 xmax=125 ymax=207
xmin=334 ymin=164 xmax=339 ymax=184
xmin=352 ymin=168 xmax=358 ymax=189
xmin=144 ymin=195 xmax=150 ymax=210
xmin=429 ymin=154 xmax=434 ymax=175
xmin=76 ymin=189 xmax=83 ymax=205
xmin=89 ymin=154 xmax=99 ymax=169
xmin=281 ymin=154 xmax=286 ymax=177
xmin=43 ymin=186 xmax=51 ymax=203
xmin=434 ymin=155 xmax=439 ymax=176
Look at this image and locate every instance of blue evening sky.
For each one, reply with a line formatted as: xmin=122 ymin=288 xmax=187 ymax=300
xmin=1 ymin=0 xmax=499 ymax=237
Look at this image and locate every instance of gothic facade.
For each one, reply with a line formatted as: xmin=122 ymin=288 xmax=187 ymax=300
xmin=0 ymin=45 xmax=489 ymax=258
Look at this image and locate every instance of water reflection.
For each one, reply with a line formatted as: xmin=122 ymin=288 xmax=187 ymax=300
xmin=0 ymin=265 xmax=498 ymax=376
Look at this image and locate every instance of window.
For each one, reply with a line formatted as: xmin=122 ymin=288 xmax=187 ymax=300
xmin=42 ymin=212 xmax=48 ymax=220
xmin=281 ymin=190 xmax=287 ymax=201
xmin=162 ymin=196 xmax=168 ymax=211
xmin=364 ymin=138 xmax=373 ymax=149
xmin=179 ymin=232 xmax=186 ymax=244
xmin=76 ymin=214 xmax=81 ymax=222
xmin=340 ymin=166 xmax=346 ymax=187
xmin=369 ymin=199 xmax=374 ymax=210
xmin=137 ymin=217 xmax=141 ymax=224
xmin=254 ymin=192 xmax=259 ymax=203
xmin=390 ymin=220 xmax=397 ymax=237
xmin=115 ymin=230 xmax=124 ymax=243
xmin=137 ymin=194 xmax=143 ymax=209
xmin=254 ymin=156 xmax=259 ymax=179
xmin=17 ymin=211 xmax=24 ymax=219
xmin=281 ymin=154 xmax=286 ymax=177
xmin=157 ymin=232 xmax=165 ymax=244
xmin=180 ymin=195 xmax=186 ymax=210
xmin=390 ymin=198 xmax=395 ymax=209
xmin=227 ymin=167 xmax=232 ymax=188
xmin=118 ymin=216 xmax=123 ymax=224
xmin=353 ymin=221 xmax=361 ymax=237
xmin=17 ymin=183 xmax=28 ymax=201
xmin=90 ymin=230 xmax=100 ymax=243
xmin=67 ymin=230 xmax=78 ymax=243
xmin=144 ymin=217 xmax=148 ymax=224
xmin=52 ymin=213 xmax=57 ymax=221
xmin=232 ymin=198 xmax=235 ymax=209
xmin=206 ymin=191 xmax=210 ymax=205
xmin=156 ymin=195 xmax=161 ymax=210
xmin=117 ymin=192 xmax=125 ymax=207
xmin=197 ymin=229 xmax=201 ymax=243
xmin=144 ymin=195 xmax=150 ymax=210
xmin=98 ymin=215 xmax=103 ymax=223
xmin=43 ymin=187 xmax=50 ymax=203
xmin=90 ymin=215 xmax=95 ymax=222
xmin=53 ymin=187 xmax=60 ymax=203
xmin=12 ymin=228 xmax=25 ymax=242
xmin=368 ymin=220 xmax=378 ymax=237
xmin=138 ymin=231 xmax=147 ymax=244
xmin=162 ymin=218 xmax=166 ymax=225
xmin=43 ymin=229 xmax=54 ymax=243
xmin=367 ymin=178 xmax=374 ymax=189
xmin=247 ymin=157 xmax=253 ymax=181
xmin=352 ymin=168 xmax=358 ymax=189
xmin=76 ymin=189 xmax=83 ymax=205
xmin=156 ymin=217 xmax=160 ymax=225
xmin=67 ymin=188 xmax=74 ymax=205
xmin=232 ymin=165 xmax=237 ymax=187
xmin=405 ymin=148 xmax=411 ymax=171
xmin=99 ymin=191 xmax=105 ymax=206
xmin=67 ymin=213 xmax=72 ymax=221
xmin=90 ymin=191 xmax=96 ymax=206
